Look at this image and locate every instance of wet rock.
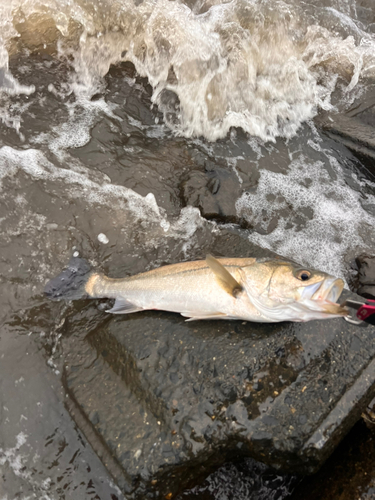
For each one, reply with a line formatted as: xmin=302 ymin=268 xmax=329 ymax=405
xmin=177 ymin=456 xmax=298 ymax=500
xmin=181 ymin=160 xmax=259 ymax=226
xmin=356 ymin=255 xmax=375 ymax=299
xmin=316 ymin=85 xmax=375 ymax=164
xmin=3 ymin=50 xmax=375 ymax=500
xmin=181 ymin=168 xmax=241 ymax=224
xmin=60 ymin=241 xmax=375 ymax=499
xmin=157 ymin=89 xmax=181 ymax=126
xmin=290 ymin=417 xmax=375 ymax=500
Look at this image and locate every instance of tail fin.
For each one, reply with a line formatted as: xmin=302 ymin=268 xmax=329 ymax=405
xmin=44 ymin=256 xmax=93 ymax=301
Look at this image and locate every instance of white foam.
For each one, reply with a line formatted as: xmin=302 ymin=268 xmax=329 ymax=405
xmin=32 ymin=96 xmax=120 ymax=161
xmin=0 ymin=146 xmax=159 ymax=219
xmin=236 ymin=153 xmax=375 ymax=281
xmin=0 ymin=42 xmax=35 ymax=96
xmin=97 ymin=233 xmax=109 ymax=244
xmin=2 ymin=0 xmax=375 ymax=141
xmin=0 ymin=433 xmax=29 ymax=478
xmin=0 ymin=146 xmax=209 ymax=256
xmin=0 ymin=40 xmax=35 ymax=135
xmin=16 ymin=431 xmax=28 ymax=448
xmin=0 ymin=432 xmax=58 ymax=499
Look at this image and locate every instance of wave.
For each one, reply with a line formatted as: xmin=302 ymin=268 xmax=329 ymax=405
xmin=1 ymin=0 xmax=374 ymax=141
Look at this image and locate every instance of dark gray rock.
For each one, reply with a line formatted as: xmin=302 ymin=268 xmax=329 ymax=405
xmin=315 ymin=85 xmax=375 ymax=164
xmin=181 ymin=168 xmax=242 ymax=224
xmin=356 ymin=255 xmax=375 ymax=299
xmin=288 ymin=417 xmax=375 ymax=500
xmin=176 ymin=455 xmax=297 ymax=499
xmin=181 ymin=161 xmax=259 ymax=226
xmin=59 ymin=236 xmax=375 ymax=499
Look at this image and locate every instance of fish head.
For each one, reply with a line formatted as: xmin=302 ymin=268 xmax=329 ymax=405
xmin=241 ymin=260 xmax=347 ymax=321
xmin=268 ymin=261 xmax=344 ymax=303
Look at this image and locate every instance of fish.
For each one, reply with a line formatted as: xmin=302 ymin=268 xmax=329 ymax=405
xmin=44 ymin=254 xmax=348 ymax=323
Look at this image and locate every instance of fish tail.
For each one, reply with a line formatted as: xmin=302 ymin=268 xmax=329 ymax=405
xmin=44 ymin=256 xmax=97 ymax=301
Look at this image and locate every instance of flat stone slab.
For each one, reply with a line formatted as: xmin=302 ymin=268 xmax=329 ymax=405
xmin=59 ymin=254 xmax=375 ymax=499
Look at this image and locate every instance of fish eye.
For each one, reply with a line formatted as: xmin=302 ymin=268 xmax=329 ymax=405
xmin=296 ymin=270 xmax=311 ymax=281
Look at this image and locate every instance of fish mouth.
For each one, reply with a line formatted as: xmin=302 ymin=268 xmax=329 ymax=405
xmin=301 ymin=278 xmax=348 ymax=316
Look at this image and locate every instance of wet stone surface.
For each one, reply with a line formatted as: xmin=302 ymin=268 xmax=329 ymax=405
xmin=58 ymin=261 xmax=375 ymax=498
xmin=356 ymin=255 xmax=375 ymax=299
xmin=177 ymin=456 xmax=298 ymax=500
xmin=181 ymin=154 xmax=259 ymax=226
xmin=316 ymin=83 xmax=375 ymax=165
xmin=289 ymin=416 xmax=375 ymax=500
xmin=2 ymin=40 xmax=375 ymax=500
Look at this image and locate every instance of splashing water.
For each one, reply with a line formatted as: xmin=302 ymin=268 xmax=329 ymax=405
xmin=1 ymin=1 xmax=375 ymax=499
xmin=237 ymin=152 xmax=375 ymax=281
xmin=1 ymin=0 xmax=375 ymax=141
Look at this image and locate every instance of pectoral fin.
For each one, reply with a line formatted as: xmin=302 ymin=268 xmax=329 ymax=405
xmin=106 ymin=298 xmax=144 ymax=314
xmin=206 ymin=254 xmax=243 ymax=297
xmin=181 ymin=311 xmax=228 ymax=322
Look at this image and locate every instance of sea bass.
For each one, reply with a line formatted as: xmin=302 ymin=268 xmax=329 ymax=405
xmin=44 ymin=255 xmax=348 ymax=323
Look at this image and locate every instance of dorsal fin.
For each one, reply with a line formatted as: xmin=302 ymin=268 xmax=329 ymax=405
xmin=206 ymin=254 xmax=243 ymax=297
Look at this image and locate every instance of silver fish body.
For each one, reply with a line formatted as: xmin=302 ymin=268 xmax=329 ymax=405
xmin=87 ymin=258 xmax=263 ymax=321
xmin=47 ymin=255 xmax=348 ymax=323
